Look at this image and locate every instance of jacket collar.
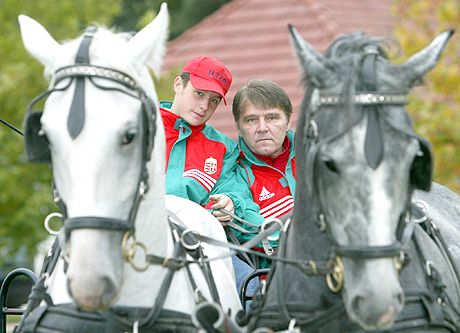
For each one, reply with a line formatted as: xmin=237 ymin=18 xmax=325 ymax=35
xmin=238 ymin=130 xmax=295 ymax=166
xmin=160 ymin=101 xmax=206 ymax=134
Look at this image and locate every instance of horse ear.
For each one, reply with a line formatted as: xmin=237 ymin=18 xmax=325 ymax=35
xmin=288 ymin=24 xmax=338 ymax=88
xmin=126 ymin=2 xmax=169 ymax=78
xmin=398 ymin=29 xmax=454 ymax=87
xmin=18 ymin=15 xmax=61 ymax=68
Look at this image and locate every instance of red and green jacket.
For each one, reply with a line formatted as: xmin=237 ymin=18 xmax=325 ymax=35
xmin=237 ymin=130 xmax=296 ymax=221
xmin=160 ymin=102 xmax=258 ymax=220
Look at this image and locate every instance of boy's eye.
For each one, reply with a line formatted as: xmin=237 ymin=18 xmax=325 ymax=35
xmin=210 ymin=98 xmax=219 ymax=104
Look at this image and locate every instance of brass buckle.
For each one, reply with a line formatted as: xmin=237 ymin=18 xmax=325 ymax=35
xmin=326 ymin=256 xmax=344 ymax=293
xmin=121 ymin=232 xmax=149 ymax=272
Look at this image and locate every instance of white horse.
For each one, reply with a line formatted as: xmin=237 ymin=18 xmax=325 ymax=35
xmin=18 ymin=3 xmax=241 ymax=331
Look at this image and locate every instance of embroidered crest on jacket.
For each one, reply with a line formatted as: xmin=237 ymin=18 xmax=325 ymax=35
xmin=259 ymin=186 xmax=275 ymax=201
xmin=204 ymin=157 xmax=218 ymax=175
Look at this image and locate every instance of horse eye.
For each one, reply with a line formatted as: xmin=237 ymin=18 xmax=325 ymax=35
xmin=121 ymin=129 xmax=137 ymax=145
xmin=323 ymin=158 xmax=339 ymax=173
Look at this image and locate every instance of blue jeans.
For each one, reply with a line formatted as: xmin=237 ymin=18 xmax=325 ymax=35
xmin=232 ymin=255 xmax=259 ymax=310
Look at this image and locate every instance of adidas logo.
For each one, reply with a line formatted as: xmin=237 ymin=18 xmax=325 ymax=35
xmin=259 ymin=186 xmax=275 ymax=201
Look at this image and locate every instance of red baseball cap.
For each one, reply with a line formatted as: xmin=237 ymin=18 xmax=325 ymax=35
xmin=182 ymin=56 xmax=232 ymax=105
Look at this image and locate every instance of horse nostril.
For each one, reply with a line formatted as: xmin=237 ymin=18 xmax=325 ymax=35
xmin=396 ymin=290 xmax=404 ymax=306
xmin=101 ymin=276 xmax=118 ymax=308
xmin=66 ymin=278 xmax=73 ymax=298
xmin=351 ymin=295 xmax=364 ymax=314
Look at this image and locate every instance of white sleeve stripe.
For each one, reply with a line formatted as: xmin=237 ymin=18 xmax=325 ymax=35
xmin=260 ymin=195 xmax=293 ymax=214
xmin=183 ymin=168 xmax=217 ymax=184
xmin=182 ymin=173 xmax=213 ymax=192
xmin=183 ymin=169 xmax=217 ymax=187
xmin=183 ymin=171 xmax=215 ymax=191
xmin=260 ymin=198 xmax=294 ymax=217
xmin=261 ymin=202 xmax=294 ymax=219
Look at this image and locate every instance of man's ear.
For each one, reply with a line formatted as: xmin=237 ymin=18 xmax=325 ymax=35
xmin=173 ymin=76 xmax=183 ymax=94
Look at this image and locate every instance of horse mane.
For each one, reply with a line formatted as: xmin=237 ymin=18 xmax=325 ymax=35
xmin=324 ymin=32 xmax=389 ymax=60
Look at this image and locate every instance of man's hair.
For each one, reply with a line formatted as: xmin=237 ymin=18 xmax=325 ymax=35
xmin=179 ymin=72 xmax=190 ymax=86
xmin=232 ymin=79 xmax=292 ymax=122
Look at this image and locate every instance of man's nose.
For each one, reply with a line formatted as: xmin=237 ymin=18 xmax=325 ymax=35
xmin=257 ymin=118 xmax=268 ymax=131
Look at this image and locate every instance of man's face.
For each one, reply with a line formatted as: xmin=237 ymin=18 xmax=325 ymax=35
xmin=237 ymin=103 xmax=290 ymax=158
xmin=171 ymin=77 xmax=222 ymax=126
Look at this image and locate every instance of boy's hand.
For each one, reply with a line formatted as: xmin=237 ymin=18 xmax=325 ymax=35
xmin=209 ymin=194 xmax=234 ymax=224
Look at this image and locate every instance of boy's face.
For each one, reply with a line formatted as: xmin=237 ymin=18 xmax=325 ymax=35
xmin=171 ymin=77 xmax=222 ymax=126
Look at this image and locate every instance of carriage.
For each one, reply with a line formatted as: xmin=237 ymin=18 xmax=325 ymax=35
xmin=1 ymin=2 xmax=460 ymax=332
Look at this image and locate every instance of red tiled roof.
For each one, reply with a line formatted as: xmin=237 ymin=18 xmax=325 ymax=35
xmin=162 ymin=0 xmax=395 ymax=139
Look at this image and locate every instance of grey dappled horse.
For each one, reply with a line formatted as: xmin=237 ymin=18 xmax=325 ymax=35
xmin=247 ymin=27 xmax=460 ymax=332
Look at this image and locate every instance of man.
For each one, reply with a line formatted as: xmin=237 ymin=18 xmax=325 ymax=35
xmin=161 ymin=55 xmax=262 ymax=224
xmin=232 ymin=79 xmax=296 ymax=262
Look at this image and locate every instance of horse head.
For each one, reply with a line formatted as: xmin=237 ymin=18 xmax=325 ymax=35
xmin=288 ymin=26 xmax=453 ymax=330
xmin=19 ymin=4 xmax=169 ymax=311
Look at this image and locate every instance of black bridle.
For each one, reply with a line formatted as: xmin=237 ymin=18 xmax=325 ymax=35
xmin=305 ymin=45 xmax=430 ymax=269
xmin=25 ymin=26 xmax=157 ymax=241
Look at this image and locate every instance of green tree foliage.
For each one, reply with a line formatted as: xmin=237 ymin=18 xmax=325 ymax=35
xmin=0 ymin=0 xmax=121 ymax=264
xmin=113 ymin=0 xmax=230 ymax=39
xmin=393 ymin=0 xmax=460 ymax=193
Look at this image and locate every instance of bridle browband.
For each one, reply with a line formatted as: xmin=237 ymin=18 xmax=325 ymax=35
xmin=53 ymin=64 xmax=138 ymax=90
xmin=315 ymin=91 xmax=408 ymax=108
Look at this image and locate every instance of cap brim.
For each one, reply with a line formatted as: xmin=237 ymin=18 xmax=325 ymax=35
xmin=189 ymin=74 xmax=227 ymax=105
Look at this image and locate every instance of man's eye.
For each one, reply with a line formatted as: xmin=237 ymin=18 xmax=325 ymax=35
xmin=195 ymin=91 xmax=204 ymax=96
xmin=211 ymin=98 xmax=219 ymax=104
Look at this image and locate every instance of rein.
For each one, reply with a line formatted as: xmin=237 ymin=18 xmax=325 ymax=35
xmin=0 ymin=117 xmax=23 ymax=136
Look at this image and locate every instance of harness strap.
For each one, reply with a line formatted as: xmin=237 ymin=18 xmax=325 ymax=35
xmin=332 ymin=243 xmax=402 ymax=258
xmin=0 ymin=116 xmax=23 ymax=136
xmin=224 ymin=226 xmax=256 ymax=269
xmin=168 ymin=214 xmax=221 ymax=305
xmin=18 ymin=303 xmax=197 ymax=333
xmin=220 ymin=208 xmax=261 ymax=230
xmin=64 ymin=216 xmax=134 ymax=240
xmin=15 ymin=237 xmax=62 ymax=332
xmin=193 ymin=226 xmax=331 ymax=275
xmin=145 ymin=254 xmax=186 ymax=271
xmin=422 ymin=214 xmax=460 ymax=300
